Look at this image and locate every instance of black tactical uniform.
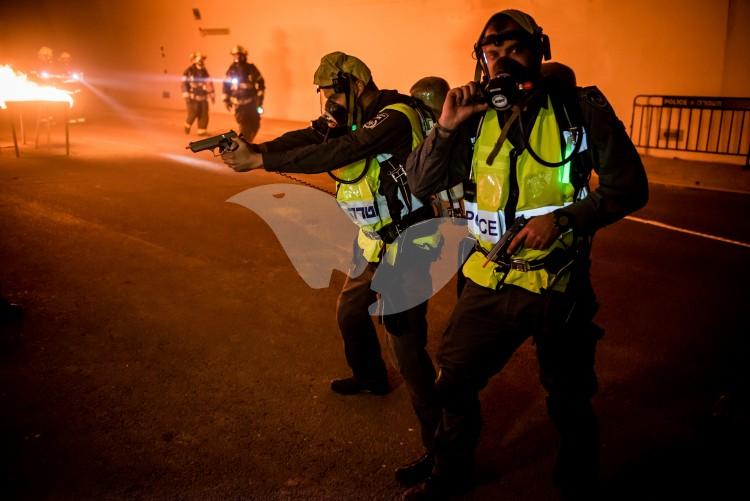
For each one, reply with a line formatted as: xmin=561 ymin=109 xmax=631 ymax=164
xmin=223 ymin=60 xmax=265 ymax=141
xmin=182 ymin=63 xmax=214 ymax=134
xmin=405 ymin=75 xmax=648 ymax=498
xmin=255 ymin=88 xmax=441 ymax=456
xmin=261 ymin=92 xmax=410 ymax=168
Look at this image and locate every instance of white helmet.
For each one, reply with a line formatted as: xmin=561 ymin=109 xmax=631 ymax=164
xmin=38 ymin=46 xmax=53 ymax=61
xmin=190 ymin=51 xmax=207 ymax=64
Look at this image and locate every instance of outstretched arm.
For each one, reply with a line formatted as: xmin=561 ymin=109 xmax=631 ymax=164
xmin=221 ymin=108 xmax=412 ymax=174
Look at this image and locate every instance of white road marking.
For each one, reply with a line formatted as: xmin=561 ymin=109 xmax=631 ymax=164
xmin=625 ymin=216 xmax=750 ymax=249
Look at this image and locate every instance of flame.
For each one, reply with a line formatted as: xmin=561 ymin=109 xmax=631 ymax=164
xmin=0 ymin=65 xmax=74 ymax=109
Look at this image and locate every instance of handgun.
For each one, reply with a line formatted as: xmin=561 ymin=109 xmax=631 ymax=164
xmin=186 ymin=130 xmax=239 ymax=154
xmin=482 ymin=215 xmax=528 ymax=268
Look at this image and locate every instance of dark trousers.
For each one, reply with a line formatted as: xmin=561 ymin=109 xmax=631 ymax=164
xmin=185 ymin=100 xmax=208 ymax=130
xmin=235 ymin=103 xmax=261 ymax=141
xmin=336 ymin=255 xmax=439 ymax=451
xmin=434 ymin=278 xmax=601 ymax=495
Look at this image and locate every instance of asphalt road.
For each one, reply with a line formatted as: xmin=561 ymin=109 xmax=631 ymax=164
xmin=1 ymin=109 xmax=748 ymax=500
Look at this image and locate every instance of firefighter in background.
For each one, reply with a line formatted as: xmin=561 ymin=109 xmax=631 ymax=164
xmin=181 ymin=52 xmax=215 ymax=136
xmin=223 ymin=45 xmax=265 ymax=141
xmin=37 ymin=46 xmax=55 ymax=75
xmin=30 ymin=46 xmax=56 ymax=82
xmin=57 ymin=51 xmax=83 ymax=85
xmin=58 ymin=52 xmax=84 ymax=82
xmin=58 ymin=52 xmax=72 ymax=75
xmin=58 ymin=51 xmax=86 ymax=124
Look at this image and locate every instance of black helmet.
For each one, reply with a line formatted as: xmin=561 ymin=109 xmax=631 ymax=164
xmin=410 ymin=76 xmax=450 ymax=118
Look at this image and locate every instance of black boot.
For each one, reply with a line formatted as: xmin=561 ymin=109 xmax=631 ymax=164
xmin=395 ymin=453 xmax=434 ymax=486
xmin=548 ymin=397 xmax=600 ymax=501
xmin=330 ymin=376 xmax=390 ymax=396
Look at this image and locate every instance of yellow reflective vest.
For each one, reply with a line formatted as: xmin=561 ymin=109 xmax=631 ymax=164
xmin=334 ymin=102 xmax=437 ymax=264
xmin=463 ymin=96 xmax=579 ymax=293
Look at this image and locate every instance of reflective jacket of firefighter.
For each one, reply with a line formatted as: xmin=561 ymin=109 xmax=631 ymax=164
xmin=253 ymin=89 xmax=438 ymax=263
xmin=222 ymin=61 xmax=265 ymax=108
xmin=182 ymin=63 xmax=215 ymax=102
xmin=407 ymin=82 xmax=649 ymax=294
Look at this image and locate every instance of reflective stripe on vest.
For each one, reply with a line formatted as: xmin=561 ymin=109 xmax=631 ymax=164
xmin=334 ymin=102 xmax=428 ymax=263
xmin=464 ymin=201 xmax=572 ymax=245
xmin=463 ymin=97 xmax=577 ymax=293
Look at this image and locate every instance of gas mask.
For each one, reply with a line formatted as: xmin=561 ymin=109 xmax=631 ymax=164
xmin=322 ymin=97 xmax=349 ymax=128
xmin=474 ymin=25 xmax=547 ymax=111
xmin=312 ymin=93 xmax=350 ymax=138
xmin=311 ymin=115 xmax=349 ymax=138
xmin=480 ymin=58 xmax=536 ymax=111
xmin=315 ymin=85 xmax=351 ymax=132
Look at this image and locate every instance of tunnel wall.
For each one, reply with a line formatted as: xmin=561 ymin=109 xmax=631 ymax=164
xmin=1 ymin=0 xmax=749 ymax=161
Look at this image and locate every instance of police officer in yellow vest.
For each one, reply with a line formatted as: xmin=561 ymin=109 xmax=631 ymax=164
xmin=403 ymin=10 xmax=648 ymax=500
xmin=220 ymin=52 xmax=442 ymax=476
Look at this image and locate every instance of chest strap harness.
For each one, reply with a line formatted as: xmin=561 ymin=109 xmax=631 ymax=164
xmin=363 ymin=205 xmax=435 ymax=244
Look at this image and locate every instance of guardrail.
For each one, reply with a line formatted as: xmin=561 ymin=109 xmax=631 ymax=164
xmin=630 ymin=95 xmax=750 ymax=167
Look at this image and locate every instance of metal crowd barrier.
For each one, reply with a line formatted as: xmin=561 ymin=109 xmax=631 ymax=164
xmin=629 ymin=95 xmax=750 ymax=167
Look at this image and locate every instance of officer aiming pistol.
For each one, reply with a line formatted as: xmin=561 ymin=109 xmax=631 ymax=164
xmin=187 ymin=130 xmax=239 ymax=154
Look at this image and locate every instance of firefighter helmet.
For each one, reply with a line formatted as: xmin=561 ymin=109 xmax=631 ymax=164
xmin=190 ymin=51 xmax=207 ymax=64
xmin=37 ymin=46 xmax=53 ymax=61
xmin=230 ymin=45 xmax=248 ymax=56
